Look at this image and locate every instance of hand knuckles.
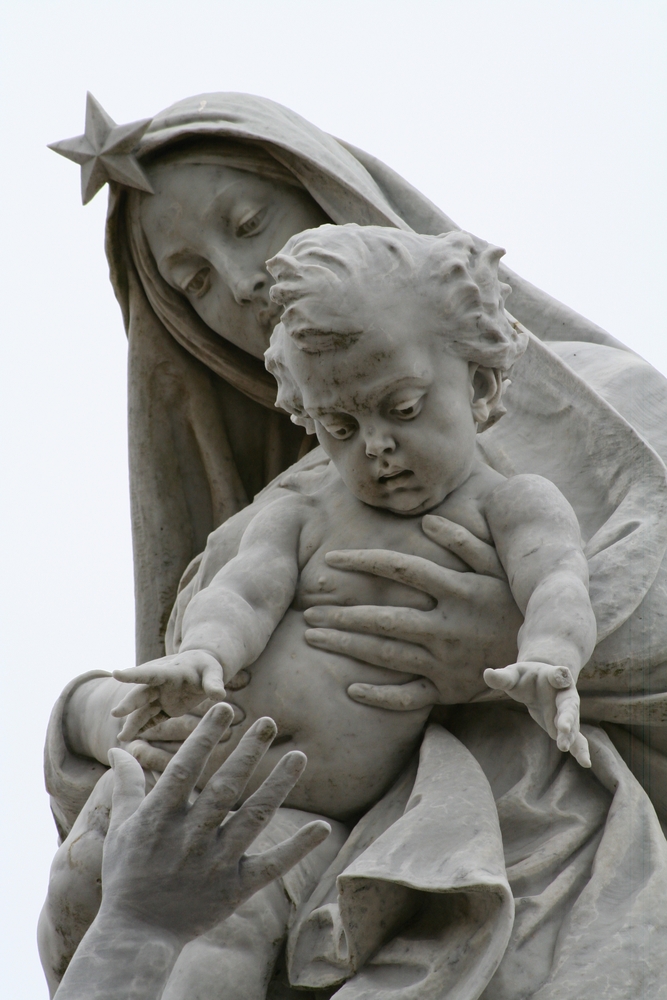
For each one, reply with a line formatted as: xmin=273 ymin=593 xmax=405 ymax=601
xmin=168 ymin=762 xmax=192 ymax=783
xmin=379 ymin=642 xmax=394 ymax=664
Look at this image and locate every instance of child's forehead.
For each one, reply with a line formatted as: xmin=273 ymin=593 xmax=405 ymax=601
xmin=296 ymin=338 xmax=437 ymax=411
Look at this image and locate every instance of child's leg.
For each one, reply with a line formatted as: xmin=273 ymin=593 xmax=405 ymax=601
xmin=162 ymin=807 xmax=348 ymax=1000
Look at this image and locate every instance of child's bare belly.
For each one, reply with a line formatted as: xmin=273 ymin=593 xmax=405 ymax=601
xmin=190 ymin=474 xmax=498 ymax=821
xmin=199 ymin=609 xmax=431 ymax=822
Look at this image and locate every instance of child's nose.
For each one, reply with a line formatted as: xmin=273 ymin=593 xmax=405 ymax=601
xmin=364 ymin=427 xmax=396 ymax=457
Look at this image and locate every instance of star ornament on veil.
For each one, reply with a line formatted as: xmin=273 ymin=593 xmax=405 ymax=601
xmin=49 ymin=93 xmax=154 ymax=205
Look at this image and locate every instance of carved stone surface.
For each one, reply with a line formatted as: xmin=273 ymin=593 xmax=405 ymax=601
xmin=45 ymin=93 xmax=667 ymax=999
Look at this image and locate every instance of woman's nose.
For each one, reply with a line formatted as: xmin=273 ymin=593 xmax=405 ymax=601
xmin=364 ymin=426 xmax=396 ymax=458
xmin=231 ymin=271 xmax=269 ymax=306
xmin=211 ymin=249 xmax=269 ymax=306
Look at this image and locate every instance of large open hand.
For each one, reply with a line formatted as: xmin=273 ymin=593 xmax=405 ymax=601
xmin=102 ymin=704 xmax=330 ymax=941
xmin=53 ymin=705 xmax=329 ymax=999
xmin=304 ymin=515 xmax=523 ymax=710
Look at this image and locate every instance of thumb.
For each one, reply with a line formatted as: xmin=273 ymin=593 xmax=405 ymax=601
xmin=202 ymin=659 xmax=227 ymax=702
xmin=484 ymin=665 xmax=520 ymax=691
xmin=107 ymin=748 xmax=146 ymax=834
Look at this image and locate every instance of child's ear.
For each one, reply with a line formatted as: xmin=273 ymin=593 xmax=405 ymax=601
xmin=469 ymin=365 xmax=505 ymax=426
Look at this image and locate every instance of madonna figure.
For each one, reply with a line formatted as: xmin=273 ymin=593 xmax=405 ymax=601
xmin=42 ymin=93 xmax=667 ymax=999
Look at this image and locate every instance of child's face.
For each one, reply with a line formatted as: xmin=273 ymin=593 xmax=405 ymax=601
xmin=291 ymin=324 xmax=480 ymax=515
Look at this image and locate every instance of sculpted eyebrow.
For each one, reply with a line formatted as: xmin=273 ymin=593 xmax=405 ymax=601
xmin=163 ymin=249 xmax=196 ymax=268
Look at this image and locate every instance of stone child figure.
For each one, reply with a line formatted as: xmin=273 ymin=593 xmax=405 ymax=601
xmin=114 ymin=226 xmax=595 ymax=810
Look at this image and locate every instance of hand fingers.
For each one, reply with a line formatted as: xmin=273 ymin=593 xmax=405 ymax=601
xmin=190 ymin=717 xmax=278 ymax=832
xmin=305 ymin=628 xmax=435 ymax=675
xmin=146 ymin=703 xmax=235 ymax=816
xmin=117 ymin=703 xmax=162 ymax=742
xmin=324 ymin=549 xmax=469 ymax=601
xmin=140 ymin=714 xmax=201 ymax=741
xmin=568 ymin=731 xmax=591 ymax=768
xmin=219 ymin=750 xmax=307 ymax=856
xmin=547 ymin=666 xmax=574 ymax=690
xmin=241 ymin=821 xmax=331 ymax=897
xmin=107 ymin=748 xmax=146 ymax=833
xmin=347 ymin=679 xmax=440 ymax=711
xmin=303 ymin=605 xmax=427 ymax=642
xmin=113 ymin=666 xmax=174 ymax=687
xmin=421 ymin=515 xmax=505 ymax=579
xmin=555 ymin=685 xmax=582 ymax=748
xmin=111 ymin=684 xmax=158 ymax=718
xmin=202 ymin=661 xmax=226 ymax=702
xmin=127 ymin=740 xmax=176 ymax=773
xmin=484 ymin=665 xmax=520 ymax=691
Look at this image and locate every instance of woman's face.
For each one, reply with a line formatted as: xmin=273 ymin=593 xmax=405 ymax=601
xmin=141 ymin=162 xmax=330 ymax=358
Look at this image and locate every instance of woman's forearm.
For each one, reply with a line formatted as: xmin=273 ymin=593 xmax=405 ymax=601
xmin=65 ymin=676 xmax=127 ymax=764
xmin=53 ymin=908 xmax=183 ymax=1000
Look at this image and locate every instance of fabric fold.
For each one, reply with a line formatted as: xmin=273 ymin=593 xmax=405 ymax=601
xmin=288 ymin=725 xmax=514 ymax=999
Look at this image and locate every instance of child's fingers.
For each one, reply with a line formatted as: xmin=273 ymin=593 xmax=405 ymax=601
xmin=202 ymin=660 xmax=226 ymax=702
xmin=117 ymin=703 xmax=162 ymax=742
xmin=546 ymin=665 xmax=574 ymax=690
xmin=569 ymin=732 xmax=591 ymax=768
xmin=113 ymin=665 xmax=172 ymax=687
xmin=484 ymin=665 xmax=520 ymax=691
xmin=111 ymin=684 xmax=159 ymax=719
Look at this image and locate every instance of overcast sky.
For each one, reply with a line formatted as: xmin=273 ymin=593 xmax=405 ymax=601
xmin=1 ymin=2 xmax=665 ymax=994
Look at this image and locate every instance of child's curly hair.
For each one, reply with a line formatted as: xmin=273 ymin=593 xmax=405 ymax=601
xmin=265 ymin=224 xmax=528 ymax=433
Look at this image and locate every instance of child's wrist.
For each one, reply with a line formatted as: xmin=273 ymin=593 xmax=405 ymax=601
xmin=177 ymin=643 xmax=237 ymax=685
xmin=515 ymin=647 xmax=583 ymax=679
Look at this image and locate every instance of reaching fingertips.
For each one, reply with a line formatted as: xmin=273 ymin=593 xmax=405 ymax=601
xmin=548 ymin=666 xmax=573 ymax=689
xmin=570 ymin=733 xmax=592 ymax=768
xmin=484 ymin=667 xmax=518 ymax=691
xmin=557 ymin=731 xmax=574 ymax=752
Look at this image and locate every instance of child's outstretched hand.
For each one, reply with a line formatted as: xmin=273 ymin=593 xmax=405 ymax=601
xmin=111 ymin=650 xmax=226 ymax=742
xmin=483 ymin=661 xmax=591 ymax=768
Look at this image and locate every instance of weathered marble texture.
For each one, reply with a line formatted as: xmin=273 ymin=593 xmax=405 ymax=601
xmin=43 ymin=93 xmax=667 ymax=998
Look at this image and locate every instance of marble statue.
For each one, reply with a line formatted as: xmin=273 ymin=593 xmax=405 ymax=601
xmin=53 ymin=704 xmax=331 ymax=1000
xmin=43 ymin=92 xmax=667 ymax=999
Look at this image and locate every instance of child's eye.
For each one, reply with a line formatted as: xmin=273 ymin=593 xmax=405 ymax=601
xmin=391 ymin=396 xmax=424 ymax=420
xmin=322 ymin=419 xmax=356 ymax=440
xmin=185 ymin=268 xmax=211 ymax=297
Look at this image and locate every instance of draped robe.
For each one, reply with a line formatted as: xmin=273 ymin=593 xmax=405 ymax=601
xmin=45 ymin=93 xmax=667 ymax=998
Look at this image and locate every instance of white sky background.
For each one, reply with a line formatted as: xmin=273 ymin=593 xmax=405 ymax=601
xmin=0 ymin=1 xmax=665 ymax=994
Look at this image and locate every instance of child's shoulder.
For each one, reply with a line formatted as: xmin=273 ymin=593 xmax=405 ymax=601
xmin=432 ymin=461 xmax=506 ymax=542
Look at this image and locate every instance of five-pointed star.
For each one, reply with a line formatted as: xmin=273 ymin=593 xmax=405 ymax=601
xmin=49 ymin=93 xmax=154 ymax=204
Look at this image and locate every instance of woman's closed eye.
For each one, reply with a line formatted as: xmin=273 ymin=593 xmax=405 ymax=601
xmin=390 ymin=395 xmax=425 ymax=420
xmin=185 ymin=267 xmax=211 ymax=297
xmin=236 ymin=207 xmax=267 ymax=238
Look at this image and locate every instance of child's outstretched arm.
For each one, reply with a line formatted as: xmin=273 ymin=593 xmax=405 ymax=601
xmin=112 ymin=494 xmax=311 ymax=735
xmin=484 ymin=474 xmax=597 ymax=767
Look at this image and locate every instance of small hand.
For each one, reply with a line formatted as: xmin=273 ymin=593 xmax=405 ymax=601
xmin=111 ymin=650 xmax=226 ymax=741
xmin=483 ymin=661 xmax=591 ymax=767
xmin=102 ymin=704 xmax=331 ymax=942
